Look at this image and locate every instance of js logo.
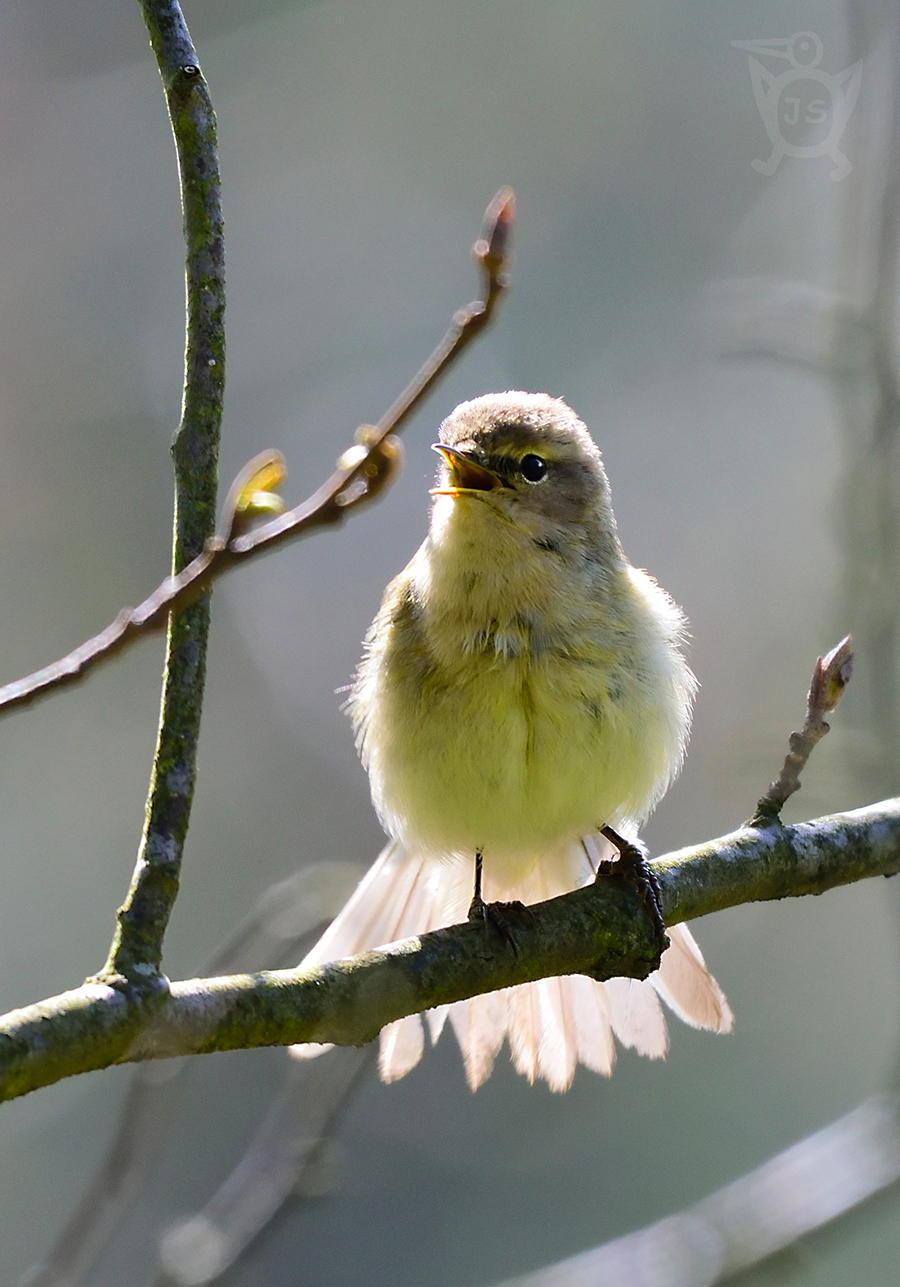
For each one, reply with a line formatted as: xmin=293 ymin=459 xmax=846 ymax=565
xmin=732 ymin=32 xmax=862 ymax=181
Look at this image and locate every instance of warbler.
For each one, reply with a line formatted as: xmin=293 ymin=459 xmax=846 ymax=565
xmin=293 ymin=392 xmax=732 ymax=1091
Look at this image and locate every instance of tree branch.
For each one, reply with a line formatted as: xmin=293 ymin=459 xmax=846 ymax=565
xmin=95 ymin=1 xmax=225 ymax=989
xmin=0 ymin=189 xmax=514 ymax=720
xmin=750 ymin=635 xmax=854 ymax=824
xmin=2 ymin=799 xmax=898 ymax=1104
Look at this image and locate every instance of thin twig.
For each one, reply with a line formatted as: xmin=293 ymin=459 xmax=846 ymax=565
xmin=2 ymin=796 xmax=900 ymax=1104
xmin=750 ymin=635 xmax=854 ymax=825
xmin=97 ymin=1 xmax=225 ymax=987
xmin=0 ymin=188 xmax=514 ymax=720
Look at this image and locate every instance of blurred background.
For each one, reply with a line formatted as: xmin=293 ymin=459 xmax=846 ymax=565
xmin=0 ymin=0 xmax=899 ymax=1283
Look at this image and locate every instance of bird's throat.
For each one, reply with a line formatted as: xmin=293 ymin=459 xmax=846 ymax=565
xmin=418 ymin=494 xmax=574 ymax=664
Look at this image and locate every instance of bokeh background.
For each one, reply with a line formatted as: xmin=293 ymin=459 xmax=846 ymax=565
xmin=1 ymin=0 xmax=899 ymax=1283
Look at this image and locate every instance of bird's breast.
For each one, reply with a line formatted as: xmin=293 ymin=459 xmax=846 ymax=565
xmin=351 ymin=522 xmax=683 ymax=878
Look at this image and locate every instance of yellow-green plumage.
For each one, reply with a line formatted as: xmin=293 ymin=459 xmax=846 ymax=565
xmin=293 ymin=392 xmax=731 ymax=1091
xmin=355 ymin=524 xmax=692 ymax=871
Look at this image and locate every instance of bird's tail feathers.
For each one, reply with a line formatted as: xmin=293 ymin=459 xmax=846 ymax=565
xmin=290 ymin=837 xmax=731 ymax=1089
xmin=653 ymin=921 xmax=734 ymax=1034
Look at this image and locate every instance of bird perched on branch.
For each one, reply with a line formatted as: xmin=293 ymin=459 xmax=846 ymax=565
xmin=293 ymin=392 xmax=732 ymax=1091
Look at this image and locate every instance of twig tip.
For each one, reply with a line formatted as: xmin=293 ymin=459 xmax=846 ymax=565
xmin=473 ymin=187 xmax=515 ymax=278
xmin=812 ymin=635 xmax=854 ymax=714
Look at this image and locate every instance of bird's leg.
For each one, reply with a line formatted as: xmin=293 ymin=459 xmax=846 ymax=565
xmin=467 ymin=849 xmax=531 ymax=955
xmin=467 ymin=850 xmax=486 ymax=921
xmin=597 ymin=825 xmax=668 ymax=960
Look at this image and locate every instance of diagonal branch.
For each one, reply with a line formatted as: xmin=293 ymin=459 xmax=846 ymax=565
xmin=2 ymin=798 xmax=899 ymax=1104
xmin=0 ymin=188 xmax=514 ymax=721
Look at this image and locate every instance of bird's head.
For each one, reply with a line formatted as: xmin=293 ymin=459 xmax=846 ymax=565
xmin=430 ymin=392 xmax=620 ymax=563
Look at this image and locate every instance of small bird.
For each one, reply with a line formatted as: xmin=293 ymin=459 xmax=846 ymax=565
xmin=293 ymin=392 xmax=732 ymax=1091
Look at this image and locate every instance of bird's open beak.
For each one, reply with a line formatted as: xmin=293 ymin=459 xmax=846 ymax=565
xmin=430 ymin=443 xmax=505 ymax=495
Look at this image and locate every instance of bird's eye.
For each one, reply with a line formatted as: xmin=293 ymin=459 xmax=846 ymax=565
xmin=519 ymin=454 xmax=548 ymax=484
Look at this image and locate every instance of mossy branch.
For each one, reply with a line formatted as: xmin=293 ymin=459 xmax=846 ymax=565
xmin=1 ymin=799 xmax=898 ymax=1103
xmin=98 ymin=1 xmax=225 ymax=988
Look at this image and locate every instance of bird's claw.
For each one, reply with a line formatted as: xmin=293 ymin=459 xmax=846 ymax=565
xmin=468 ymin=896 xmax=532 ymax=957
xmin=597 ymin=827 xmax=669 ymax=963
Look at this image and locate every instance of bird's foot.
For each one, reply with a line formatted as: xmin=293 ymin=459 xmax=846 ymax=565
xmin=468 ymin=895 xmax=532 ymax=957
xmin=596 ymin=826 xmax=668 ymax=963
